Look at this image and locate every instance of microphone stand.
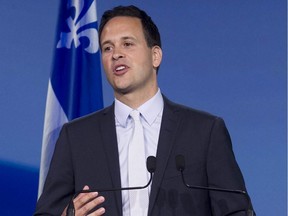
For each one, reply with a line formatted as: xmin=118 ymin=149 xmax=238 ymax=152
xmin=176 ymin=155 xmax=255 ymax=216
xmin=67 ymin=156 xmax=156 ymax=216
xmin=179 ymin=169 xmax=254 ymax=216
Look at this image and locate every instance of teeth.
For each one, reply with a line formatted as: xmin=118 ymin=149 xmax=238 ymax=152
xmin=116 ymin=66 xmax=125 ymax=71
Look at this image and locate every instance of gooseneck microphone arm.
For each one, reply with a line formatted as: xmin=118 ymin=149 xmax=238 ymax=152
xmin=66 ymin=156 xmax=157 ymax=216
xmin=175 ymin=155 xmax=255 ymax=216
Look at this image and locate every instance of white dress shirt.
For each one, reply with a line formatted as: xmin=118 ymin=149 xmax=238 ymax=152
xmin=114 ymin=89 xmax=164 ymax=216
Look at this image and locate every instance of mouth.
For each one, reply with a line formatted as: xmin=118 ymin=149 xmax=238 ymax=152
xmin=113 ymin=64 xmax=129 ymax=75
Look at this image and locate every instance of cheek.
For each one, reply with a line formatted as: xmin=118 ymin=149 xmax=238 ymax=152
xmin=140 ymin=56 xmax=154 ymax=72
xmin=101 ymin=58 xmax=110 ymax=73
xmin=101 ymin=58 xmax=111 ymax=79
xmin=101 ymin=56 xmax=107 ymax=67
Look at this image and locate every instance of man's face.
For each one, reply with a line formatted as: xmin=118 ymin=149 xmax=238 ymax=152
xmin=100 ymin=16 xmax=162 ymax=98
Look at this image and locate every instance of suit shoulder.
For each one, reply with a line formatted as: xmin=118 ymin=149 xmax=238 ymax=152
xmin=165 ymin=97 xmax=222 ymax=122
xmin=64 ymin=105 xmax=114 ymax=128
xmin=166 ymin=100 xmax=219 ymax=119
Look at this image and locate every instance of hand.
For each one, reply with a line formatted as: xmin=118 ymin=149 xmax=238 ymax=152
xmin=62 ymin=185 xmax=105 ymax=216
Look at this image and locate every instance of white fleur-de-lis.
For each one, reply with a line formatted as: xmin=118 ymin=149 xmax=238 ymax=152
xmin=56 ymin=0 xmax=99 ymax=54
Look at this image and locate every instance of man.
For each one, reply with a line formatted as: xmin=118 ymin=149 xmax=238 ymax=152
xmin=35 ymin=5 xmax=253 ymax=216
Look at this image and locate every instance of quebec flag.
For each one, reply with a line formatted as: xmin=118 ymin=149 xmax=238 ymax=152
xmin=38 ymin=0 xmax=103 ymax=195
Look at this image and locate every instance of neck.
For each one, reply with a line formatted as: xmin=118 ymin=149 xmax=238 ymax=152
xmin=115 ymin=86 xmax=158 ymax=109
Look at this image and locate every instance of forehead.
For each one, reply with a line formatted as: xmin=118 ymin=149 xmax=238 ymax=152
xmin=100 ymin=16 xmax=144 ymax=42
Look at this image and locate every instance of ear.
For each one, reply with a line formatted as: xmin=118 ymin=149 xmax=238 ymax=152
xmin=152 ymin=46 xmax=162 ymax=68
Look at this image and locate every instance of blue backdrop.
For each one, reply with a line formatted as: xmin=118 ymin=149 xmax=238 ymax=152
xmin=0 ymin=0 xmax=286 ymax=215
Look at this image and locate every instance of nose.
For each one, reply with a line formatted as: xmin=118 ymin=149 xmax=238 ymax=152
xmin=112 ymin=47 xmax=124 ymax=60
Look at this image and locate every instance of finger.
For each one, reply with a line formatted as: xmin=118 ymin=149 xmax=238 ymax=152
xmin=73 ymin=185 xmax=94 ymax=207
xmin=74 ymin=191 xmax=99 ymax=209
xmin=82 ymin=185 xmax=89 ymax=191
xmin=73 ymin=185 xmax=89 ymax=201
xmin=87 ymin=207 xmax=105 ymax=216
xmin=76 ymin=196 xmax=105 ymax=216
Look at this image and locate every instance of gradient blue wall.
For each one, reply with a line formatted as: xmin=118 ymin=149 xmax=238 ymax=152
xmin=0 ymin=0 xmax=286 ymax=215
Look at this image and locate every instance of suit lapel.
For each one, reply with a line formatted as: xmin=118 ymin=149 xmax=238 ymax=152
xmin=99 ymin=104 xmax=123 ymax=216
xmin=148 ymin=97 xmax=182 ymax=215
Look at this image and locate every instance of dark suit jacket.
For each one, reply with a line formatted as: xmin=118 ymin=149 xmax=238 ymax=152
xmin=35 ymin=96 xmax=251 ymax=215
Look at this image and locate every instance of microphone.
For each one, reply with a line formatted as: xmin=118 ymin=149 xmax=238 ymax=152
xmin=66 ymin=156 xmax=156 ymax=216
xmin=175 ymin=155 xmax=255 ymax=216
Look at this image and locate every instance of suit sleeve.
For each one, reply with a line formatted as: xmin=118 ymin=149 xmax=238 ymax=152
xmin=206 ymin=117 xmax=251 ymax=215
xmin=34 ymin=124 xmax=74 ymax=216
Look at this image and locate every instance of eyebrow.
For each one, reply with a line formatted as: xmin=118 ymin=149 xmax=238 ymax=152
xmin=101 ymin=36 xmax=137 ymax=47
xmin=101 ymin=40 xmax=112 ymax=48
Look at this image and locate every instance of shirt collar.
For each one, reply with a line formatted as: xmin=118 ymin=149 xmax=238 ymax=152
xmin=114 ymin=99 xmax=131 ymax=127
xmin=114 ymin=89 xmax=164 ymax=127
xmin=138 ymin=89 xmax=163 ymax=125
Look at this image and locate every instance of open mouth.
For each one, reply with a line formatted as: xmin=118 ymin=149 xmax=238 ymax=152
xmin=115 ymin=65 xmax=126 ymax=71
xmin=114 ymin=64 xmax=129 ymax=74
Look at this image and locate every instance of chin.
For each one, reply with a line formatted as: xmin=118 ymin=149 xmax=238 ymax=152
xmin=115 ymin=86 xmax=135 ymax=95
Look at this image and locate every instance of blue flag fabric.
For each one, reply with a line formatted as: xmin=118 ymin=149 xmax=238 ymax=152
xmin=38 ymin=0 xmax=103 ymax=195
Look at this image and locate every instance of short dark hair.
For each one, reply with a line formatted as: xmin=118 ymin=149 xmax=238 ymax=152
xmin=99 ymin=5 xmax=161 ymax=49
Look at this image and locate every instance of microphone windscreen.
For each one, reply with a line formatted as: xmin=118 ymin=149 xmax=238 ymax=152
xmin=175 ymin=154 xmax=185 ymax=171
xmin=146 ymin=156 xmax=156 ymax=173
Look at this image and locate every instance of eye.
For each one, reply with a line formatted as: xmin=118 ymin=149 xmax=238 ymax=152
xmin=124 ymin=42 xmax=133 ymax=47
xmin=102 ymin=45 xmax=113 ymax=52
